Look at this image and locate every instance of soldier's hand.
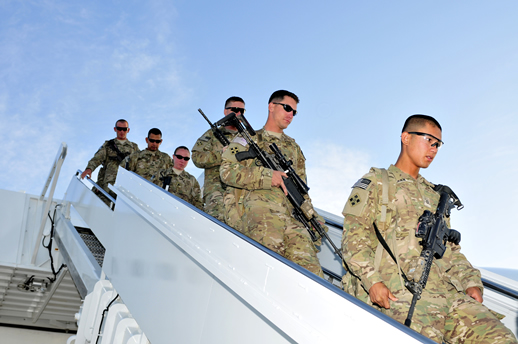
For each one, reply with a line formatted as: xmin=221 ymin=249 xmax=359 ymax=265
xmin=81 ymin=168 xmax=92 ymax=180
xmin=272 ymin=171 xmax=288 ymax=195
xmin=369 ymin=282 xmax=398 ymax=309
xmin=466 ymin=286 xmax=483 ymax=303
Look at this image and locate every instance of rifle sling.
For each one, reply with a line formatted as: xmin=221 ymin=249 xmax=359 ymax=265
xmin=108 ymin=139 xmax=128 ymax=163
xmin=373 ymin=221 xmax=411 ymax=284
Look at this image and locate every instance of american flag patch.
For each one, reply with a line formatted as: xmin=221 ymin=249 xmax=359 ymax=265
xmin=352 ymin=178 xmax=371 ymax=190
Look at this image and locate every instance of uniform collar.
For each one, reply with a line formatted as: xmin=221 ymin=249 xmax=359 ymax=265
xmin=388 ymin=164 xmax=423 ymax=182
xmin=144 ymin=149 xmax=161 ymax=155
xmin=260 ymin=127 xmax=290 ymax=141
xmin=172 ymin=168 xmax=184 ymax=176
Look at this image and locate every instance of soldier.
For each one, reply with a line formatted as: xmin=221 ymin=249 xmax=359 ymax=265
xmin=341 ymin=114 xmax=517 ymax=343
xmin=220 ymin=90 xmax=324 ymax=277
xmin=192 ymin=96 xmax=244 ymax=223
xmin=160 ymin=146 xmax=203 ymax=210
xmin=121 ymin=128 xmax=172 ymax=186
xmin=81 ymin=119 xmax=139 ymax=203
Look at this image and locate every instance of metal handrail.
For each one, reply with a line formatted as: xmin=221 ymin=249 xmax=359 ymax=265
xmin=76 ymin=169 xmax=116 ymax=210
xmin=482 ymin=278 xmax=518 ymax=300
xmin=31 ymin=142 xmax=68 ymax=264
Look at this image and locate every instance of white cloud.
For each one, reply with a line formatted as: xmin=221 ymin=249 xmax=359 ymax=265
xmin=304 ymin=141 xmax=371 ymax=216
xmin=112 ymin=40 xmax=160 ymax=79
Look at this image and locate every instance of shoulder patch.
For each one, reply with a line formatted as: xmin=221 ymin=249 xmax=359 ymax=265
xmin=343 ymin=172 xmax=375 ymax=217
xmin=200 ymin=136 xmax=211 ymax=142
xmin=222 ymin=142 xmax=246 ymax=163
xmin=352 ymin=178 xmax=371 ymax=190
xmin=343 ymin=187 xmax=370 ymax=217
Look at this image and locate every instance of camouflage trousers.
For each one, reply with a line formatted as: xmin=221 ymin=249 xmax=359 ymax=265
xmin=94 ymin=185 xmax=116 ymax=208
xmin=222 ymin=189 xmax=245 ymax=232
xmin=242 ymin=200 xmax=323 ymax=278
xmin=385 ymin=287 xmax=517 ymax=343
xmin=204 ymin=191 xmax=226 ymax=223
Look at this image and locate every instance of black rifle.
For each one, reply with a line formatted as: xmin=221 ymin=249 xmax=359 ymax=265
xmin=216 ymin=112 xmax=343 ymax=260
xmin=161 ymin=175 xmax=172 ymax=190
xmin=404 ymin=185 xmax=463 ymax=327
xmin=198 ymin=108 xmax=230 ymax=147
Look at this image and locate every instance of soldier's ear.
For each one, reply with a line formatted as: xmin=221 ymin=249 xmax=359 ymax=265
xmin=127 ymin=128 xmax=130 ymax=133
xmin=114 ymin=127 xmax=117 ymax=133
xmin=401 ymin=132 xmax=411 ymax=146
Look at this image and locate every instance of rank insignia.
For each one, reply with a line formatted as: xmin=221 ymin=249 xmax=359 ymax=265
xmin=230 ymin=146 xmax=239 ymax=155
xmin=349 ymin=193 xmax=361 ymax=207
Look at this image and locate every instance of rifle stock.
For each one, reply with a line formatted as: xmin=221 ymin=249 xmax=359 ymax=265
xmin=198 ymin=108 xmax=230 ymax=146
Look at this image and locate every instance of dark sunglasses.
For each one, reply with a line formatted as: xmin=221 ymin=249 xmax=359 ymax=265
xmin=272 ymin=102 xmax=297 ymax=116
xmin=116 ymin=126 xmax=128 ymax=131
xmin=225 ymin=107 xmax=246 ymax=114
xmin=148 ymin=138 xmax=162 ymax=144
xmin=174 ymin=154 xmax=190 ymax=161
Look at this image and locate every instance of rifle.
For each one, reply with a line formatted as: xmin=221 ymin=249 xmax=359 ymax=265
xmin=404 ymin=186 xmax=463 ymax=327
xmin=216 ymin=112 xmax=343 ymax=260
xmin=161 ymin=175 xmax=172 ymax=191
xmin=198 ymin=108 xmax=230 ymax=147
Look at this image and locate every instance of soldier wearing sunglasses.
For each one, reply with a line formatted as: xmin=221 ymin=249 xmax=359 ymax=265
xmin=192 ymin=96 xmax=245 ymax=223
xmin=81 ymin=119 xmax=139 ymax=203
xmin=341 ymin=115 xmax=517 ymax=343
xmin=220 ymin=90 xmax=325 ymax=277
xmin=121 ymin=128 xmax=172 ymax=185
xmin=159 ymin=146 xmax=202 ymax=210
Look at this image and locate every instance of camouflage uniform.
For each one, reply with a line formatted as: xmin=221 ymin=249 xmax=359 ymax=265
xmin=192 ymin=128 xmax=238 ymax=222
xmin=220 ymin=128 xmax=323 ymax=277
xmin=160 ymin=167 xmax=203 ymax=210
xmin=85 ymin=138 xmax=139 ymax=200
xmin=121 ymin=149 xmax=172 ymax=187
xmin=341 ymin=164 xmax=517 ymax=343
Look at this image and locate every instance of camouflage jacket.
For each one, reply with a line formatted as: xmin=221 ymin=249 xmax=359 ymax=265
xmin=160 ymin=168 xmax=203 ymax=210
xmin=220 ymin=128 xmax=308 ymax=216
xmin=121 ymin=149 xmax=172 ymax=185
xmin=192 ymin=127 xmax=238 ymax=201
xmin=86 ymin=138 xmax=139 ymax=189
xmin=341 ymin=164 xmax=482 ymax=302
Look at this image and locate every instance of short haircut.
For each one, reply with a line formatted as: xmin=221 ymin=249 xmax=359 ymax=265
xmin=402 ymin=114 xmax=442 ymax=133
xmin=115 ymin=119 xmax=128 ymax=126
xmin=225 ymin=96 xmax=245 ymax=107
xmin=268 ymin=90 xmax=299 ymax=104
xmin=174 ymin=146 xmax=190 ymax=154
xmin=148 ymin=128 xmax=162 ymax=137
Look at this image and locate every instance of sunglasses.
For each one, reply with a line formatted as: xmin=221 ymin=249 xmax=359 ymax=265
xmin=116 ymin=126 xmax=128 ymax=131
xmin=272 ymin=102 xmax=297 ymax=116
xmin=407 ymin=132 xmax=444 ymax=149
xmin=225 ymin=107 xmax=246 ymax=114
xmin=148 ymin=138 xmax=162 ymax=144
xmin=174 ymin=154 xmax=190 ymax=161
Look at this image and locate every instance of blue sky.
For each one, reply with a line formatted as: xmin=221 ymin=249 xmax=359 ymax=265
xmin=1 ymin=1 xmax=517 ymax=270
